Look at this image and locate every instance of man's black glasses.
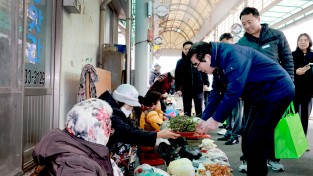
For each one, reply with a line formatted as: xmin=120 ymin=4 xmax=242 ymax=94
xmin=192 ymin=62 xmax=200 ymax=69
xmin=193 ymin=60 xmax=206 ymax=68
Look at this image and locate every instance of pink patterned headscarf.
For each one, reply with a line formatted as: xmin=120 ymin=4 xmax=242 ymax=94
xmin=65 ymin=98 xmax=113 ymax=146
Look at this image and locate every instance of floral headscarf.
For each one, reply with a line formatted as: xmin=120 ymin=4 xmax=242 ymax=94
xmin=65 ymin=98 xmax=113 ymax=146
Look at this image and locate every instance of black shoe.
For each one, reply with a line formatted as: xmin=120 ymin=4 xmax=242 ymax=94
xmin=225 ymin=138 xmax=239 ymax=145
xmin=217 ymin=136 xmax=230 ymax=141
xmin=218 ymin=125 xmax=225 ymax=129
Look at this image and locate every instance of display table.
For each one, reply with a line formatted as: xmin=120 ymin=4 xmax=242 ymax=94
xmin=136 ymin=138 xmax=233 ymax=176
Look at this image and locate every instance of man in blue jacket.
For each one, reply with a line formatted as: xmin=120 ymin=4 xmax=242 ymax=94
xmin=190 ymin=41 xmax=294 ymax=176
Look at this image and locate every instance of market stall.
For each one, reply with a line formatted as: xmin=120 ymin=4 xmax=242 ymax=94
xmin=136 ymin=115 xmax=233 ymax=176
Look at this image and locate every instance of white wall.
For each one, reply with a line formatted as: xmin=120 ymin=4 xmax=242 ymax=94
xmin=59 ymin=1 xmax=100 ymax=128
xmin=282 ymin=19 xmax=313 ymax=52
xmin=156 ymin=56 xmax=180 ymax=74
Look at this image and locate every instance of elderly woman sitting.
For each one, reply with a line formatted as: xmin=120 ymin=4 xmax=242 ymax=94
xmin=32 ymin=98 xmax=122 ymax=176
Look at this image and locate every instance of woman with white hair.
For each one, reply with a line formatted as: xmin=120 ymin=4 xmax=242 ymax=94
xmin=149 ymin=63 xmax=161 ymax=86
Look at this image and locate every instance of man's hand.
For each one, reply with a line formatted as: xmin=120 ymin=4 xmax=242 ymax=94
xmin=157 ymin=129 xmax=180 ymax=139
xmin=196 ymin=118 xmax=219 ymax=134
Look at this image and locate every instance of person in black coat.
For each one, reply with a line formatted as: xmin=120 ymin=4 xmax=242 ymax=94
xmin=99 ymin=84 xmax=180 ymax=174
xmin=175 ymin=41 xmax=209 ymax=117
xmin=292 ymin=33 xmax=313 ymax=137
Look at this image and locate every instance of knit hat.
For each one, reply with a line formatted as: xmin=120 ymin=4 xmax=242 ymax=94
xmin=112 ymin=84 xmax=141 ymax=107
xmin=65 ymin=98 xmax=113 ymax=146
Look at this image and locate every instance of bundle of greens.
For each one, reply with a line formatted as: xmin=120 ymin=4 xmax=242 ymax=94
xmin=168 ymin=115 xmax=197 ymax=132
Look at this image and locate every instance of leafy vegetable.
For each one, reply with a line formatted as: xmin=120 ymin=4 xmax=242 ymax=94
xmin=168 ymin=115 xmax=197 ymax=132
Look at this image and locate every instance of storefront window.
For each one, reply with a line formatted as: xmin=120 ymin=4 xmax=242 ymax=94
xmin=25 ymin=0 xmax=52 ymax=87
xmin=0 ymin=0 xmax=24 ymax=175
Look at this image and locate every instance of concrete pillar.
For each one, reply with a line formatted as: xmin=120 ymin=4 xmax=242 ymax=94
xmin=99 ymin=0 xmax=111 ymax=67
xmin=126 ymin=0 xmax=132 ymax=84
xmin=134 ymin=0 xmax=150 ymax=95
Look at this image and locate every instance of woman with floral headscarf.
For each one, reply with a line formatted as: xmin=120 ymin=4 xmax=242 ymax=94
xmin=32 ymin=98 xmax=122 ymax=176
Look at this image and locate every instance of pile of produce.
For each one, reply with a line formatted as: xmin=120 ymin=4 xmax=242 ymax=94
xmin=198 ymin=163 xmax=232 ymax=176
xmin=168 ymin=115 xmax=197 ymax=132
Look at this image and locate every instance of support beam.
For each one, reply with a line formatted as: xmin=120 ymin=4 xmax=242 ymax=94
xmin=192 ymin=0 xmax=242 ymax=42
xmin=271 ymin=4 xmax=313 ymax=29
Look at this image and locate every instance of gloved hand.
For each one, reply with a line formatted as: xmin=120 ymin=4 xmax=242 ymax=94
xmin=155 ymin=138 xmax=170 ymax=146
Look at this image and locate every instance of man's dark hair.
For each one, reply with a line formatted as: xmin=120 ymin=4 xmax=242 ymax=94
xmin=183 ymin=41 xmax=193 ymax=47
xmin=187 ymin=41 xmax=212 ymax=62
xmin=239 ymin=7 xmax=260 ymax=20
xmin=219 ymin=33 xmax=233 ymax=41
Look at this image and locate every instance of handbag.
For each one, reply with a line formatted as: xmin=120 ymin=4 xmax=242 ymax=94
xmin=274 ymin=102 xmax=308 ymax=159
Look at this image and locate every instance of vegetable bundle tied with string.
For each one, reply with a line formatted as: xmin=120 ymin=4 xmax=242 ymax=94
xmin=168 ymin=115 xmax=197 ymax=132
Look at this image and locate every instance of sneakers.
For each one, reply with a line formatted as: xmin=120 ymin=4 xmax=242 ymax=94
xmin=267 ymin=160 xmax=284 ymax=172
xmin=217 ymin=136 xmax=230 ymax=141
xmin=306 ymin=147 xmax=311 ymax=152
xmin=238 ymin=160 xmax=247 ymax=173
xmin=218 ymin=124 xmax=225 ymax=129
xmin=238 ymin=159 xmax=284 ymax=173
xmin=224 ymin=138 xmax=239 ymax=145
xmin=217 ymin=129 xmax=227 ymax=135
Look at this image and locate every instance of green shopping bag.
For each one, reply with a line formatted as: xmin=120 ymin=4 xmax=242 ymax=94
xmin=274 ymin=102 xmax=308 ymax=159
